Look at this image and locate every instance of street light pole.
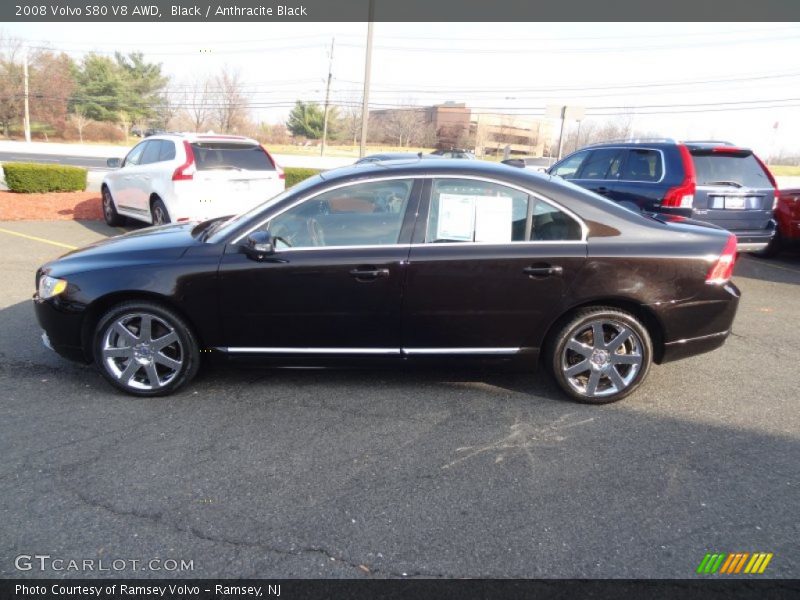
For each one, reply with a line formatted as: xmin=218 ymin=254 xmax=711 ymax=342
xmin=358 ymin=0 xmax=374 ymax=158
xmin=320 ymin=37 xmax=334 ymax=157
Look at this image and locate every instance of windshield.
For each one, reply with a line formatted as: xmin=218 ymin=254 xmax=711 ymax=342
xmin=206 ymin=173 xmax=325 ymax=243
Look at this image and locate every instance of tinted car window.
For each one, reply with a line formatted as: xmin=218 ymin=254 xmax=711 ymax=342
xmin=425 ymin=178 xmax=581 ymax=243
xmin=268 ymin=179 xmax=413 ymax=249
xmin=620 ymin=149 xmax=663 ymax=182
xmin=191 ymin=143 xmax=275 ymax=171
xmin=577 ymin=148 xmax=624 ymax=180
xmin=140 ymin=140 xmax=163 ymax=165
xmin=159 ymin=140 xmax=176 ymax=162
xmin=691 ymin=152 xmax=772 ymax=188
xmin=551 ymin=151 xmax=588 ymax=179
xmin=124 ymin=142 xmax=147 ymax=166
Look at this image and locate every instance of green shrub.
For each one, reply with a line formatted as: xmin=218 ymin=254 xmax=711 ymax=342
xmin=2 ymin=162 xmax=87 ymax=193
xmin=284 ymin=167 xmax=321 ymax=188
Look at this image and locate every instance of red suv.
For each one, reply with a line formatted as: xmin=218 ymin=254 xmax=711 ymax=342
xmin=760 ymin=188 xmax=800 ymax=256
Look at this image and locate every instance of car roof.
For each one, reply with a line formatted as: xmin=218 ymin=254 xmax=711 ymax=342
xmin=148 ymin=132 xmax=261 ymax=145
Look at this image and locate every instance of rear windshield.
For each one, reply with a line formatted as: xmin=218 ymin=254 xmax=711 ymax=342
xmin=690 ymin=152 xmax=772 ymax=189
xmin=190 ymin=142 xmax=275 ymax=171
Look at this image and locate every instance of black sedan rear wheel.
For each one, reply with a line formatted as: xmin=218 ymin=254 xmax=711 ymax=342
xmin=93 ymin=301 xmax=199 ymax=396
xmin=549 ymin=307 xmax=652 ymax=404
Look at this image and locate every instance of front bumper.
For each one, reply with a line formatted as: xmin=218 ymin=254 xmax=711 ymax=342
xmin=33 ymin=294 xmax=90 ymax=363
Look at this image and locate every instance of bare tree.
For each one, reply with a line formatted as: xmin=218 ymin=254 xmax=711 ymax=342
xmin=212 ymin=66 xmax=249 ymax=134
xmin=382 ymin=107 xmax=426 ymax=147
xmin=69 ymin=106 xmax=90 ymax=142
xmin=184 ymin=78 xmax=213 ymax=132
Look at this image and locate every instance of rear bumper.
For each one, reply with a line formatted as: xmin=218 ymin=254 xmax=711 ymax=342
xmin=731 ymin=220 xmax=777 ymax=252
xmin=661 ymin=330 xmax=730 ymax=363
xmin=649 ymin=282 xmax=740 ymax=364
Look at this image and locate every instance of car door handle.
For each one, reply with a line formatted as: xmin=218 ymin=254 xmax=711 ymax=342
xmin=595 ymin=186 xmax=611 ymax=195
xmin=349 ymin=267 xmax=390 ymax=280
xmin=523 ymin=265 xmax=563 ymax=278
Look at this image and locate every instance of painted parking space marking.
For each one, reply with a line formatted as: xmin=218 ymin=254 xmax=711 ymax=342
xmin=0 ymin=227 xmax=78 ymax=250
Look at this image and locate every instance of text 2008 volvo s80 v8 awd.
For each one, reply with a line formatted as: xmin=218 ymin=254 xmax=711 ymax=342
xmin=34 ymin=160 xmax=740 ymax=403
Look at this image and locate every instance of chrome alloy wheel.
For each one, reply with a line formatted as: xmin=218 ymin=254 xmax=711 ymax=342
xmin=152 ymin=205 xmax=166 ymax=225
xmin=101 ymin=313 xmax=184 ymax=391
xmin=102 ymin=189 xmax=114 ymax=220
xmin=561 ymin=319 xmax=643 ymax=399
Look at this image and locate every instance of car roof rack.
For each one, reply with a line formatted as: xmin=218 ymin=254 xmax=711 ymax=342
xmin=584 ymin=137 xmax=676 ymax=147
xmin=682 ymin=140 xmax=735 ymax=146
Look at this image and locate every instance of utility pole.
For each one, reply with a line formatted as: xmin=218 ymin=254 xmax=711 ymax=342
xmin=23 ymin=51 xmax=31 ymax=143
xmin=556 ymin=105 xmax=566 ymax=161
xmin=358 ymin=0 xmax=375 ymax=158
xmin=320 ymin=37 xmax=335 ymax=157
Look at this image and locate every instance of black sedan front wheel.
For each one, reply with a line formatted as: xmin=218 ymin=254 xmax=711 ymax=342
xmin=549 ymin=307 xmax=652 ymax=404
xmin=93 ymin=301 xmax=199 ymax=396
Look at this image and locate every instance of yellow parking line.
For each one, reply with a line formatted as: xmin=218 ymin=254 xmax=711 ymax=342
xmin=0 ymin=227 xmax=78 ymax=250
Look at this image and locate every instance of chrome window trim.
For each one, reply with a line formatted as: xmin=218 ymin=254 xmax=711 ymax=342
xmin=563 ymin=147 xmax=667 ymax=185
xmin=232 ymin=174 xmax=588 ymax=246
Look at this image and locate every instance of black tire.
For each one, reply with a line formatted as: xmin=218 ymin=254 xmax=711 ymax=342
xmin=101 ymin=186 xmax=125 ymax=226
xmin=749 ymin=230 xmax=781 ymax=259
xmin=547 ymin=306 xmax=652 ymax=404
xmin=92 ymin=300 xmax=200 ymax=397
xmin=151 ymin=198 xmax=171 ymax=225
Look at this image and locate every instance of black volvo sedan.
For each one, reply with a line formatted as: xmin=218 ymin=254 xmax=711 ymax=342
xmin=34 ymin=160 xmax=740 ymax=403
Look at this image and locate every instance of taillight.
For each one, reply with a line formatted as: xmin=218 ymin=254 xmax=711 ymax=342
xmin=172 ymin=141 xmax=196 ymax=181
xmin=706 ymin=234 xmax=737 ymax=285
xmin=261 ymin=145 xmax=285 ymax=180
xmin=663 ymin=144 xmax=696 ymax=208
xmin=752 ymin=152 xmax=779 ymax=211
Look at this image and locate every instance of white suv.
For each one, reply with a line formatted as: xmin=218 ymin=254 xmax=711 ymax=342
xmin=101 ymin=133 xmax=285 ymax=226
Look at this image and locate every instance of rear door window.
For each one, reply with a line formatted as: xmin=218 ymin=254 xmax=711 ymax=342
xmin=140 ymin=140 xmax=163 ymax=165
xmin=190 ymin=142 xmax=275 ymax=172
xmin=691 ymin=152 xmax=773 ymax=189
xmin=576 ymin=148 xmax=624 ymax=180
xmin=425 ymin=178 xmax=582 ymax=243
xmin=619 ymin=149 xmax=663 ymax=182
xmin=159 ymin=140 xmax=176 ymax=162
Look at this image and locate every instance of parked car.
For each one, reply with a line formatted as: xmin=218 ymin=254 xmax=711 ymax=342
xmin=35 ymin=160 xmax=740 ymax=403
xmin=756 ymin=187 xmax=800 ymax=257
xmin=355 ymin=152 xmax=443 ymax=164
xmin=101 ymin=133 xmax=285 ymax=226
xmin=502 ymin=157 xmax=553 ymax=172
xmin=431 ymin=148 xmax=475 ymax=159
xmin=547 ymin=140 xmax=777 ymax=253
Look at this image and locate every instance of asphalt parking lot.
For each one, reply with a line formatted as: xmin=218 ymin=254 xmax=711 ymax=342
xmin=0 ymin=220 xmax=798 ymax=579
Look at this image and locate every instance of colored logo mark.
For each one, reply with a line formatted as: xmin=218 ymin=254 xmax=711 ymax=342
xmin=696 ymin=552 xmax=773 ymax=575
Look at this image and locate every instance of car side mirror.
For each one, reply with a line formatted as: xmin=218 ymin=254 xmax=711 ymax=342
xmin=107 ymin=158 xmax=122 ymax=168
xmin=243 ymin=231 xmax=274 ymax=260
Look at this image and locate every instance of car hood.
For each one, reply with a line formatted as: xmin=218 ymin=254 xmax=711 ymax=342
xmin=44 ymin=223 xmax=201 ymax=274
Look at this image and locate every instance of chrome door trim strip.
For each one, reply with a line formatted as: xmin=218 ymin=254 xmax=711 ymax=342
xmin=218 ymin=347 xmax=401 ymax=355
xmin=402 ymin=347 xmax=522 ymax=355
xmin=216 ymin=346 xmax=522 ymax=356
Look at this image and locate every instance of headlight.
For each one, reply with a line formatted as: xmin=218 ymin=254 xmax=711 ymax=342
xmin=38 ymin=275 xmax=68 ymax=300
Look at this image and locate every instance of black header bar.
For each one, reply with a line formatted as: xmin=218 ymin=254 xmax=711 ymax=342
xmin=4 ymin=0 xmax=800 ymax=22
